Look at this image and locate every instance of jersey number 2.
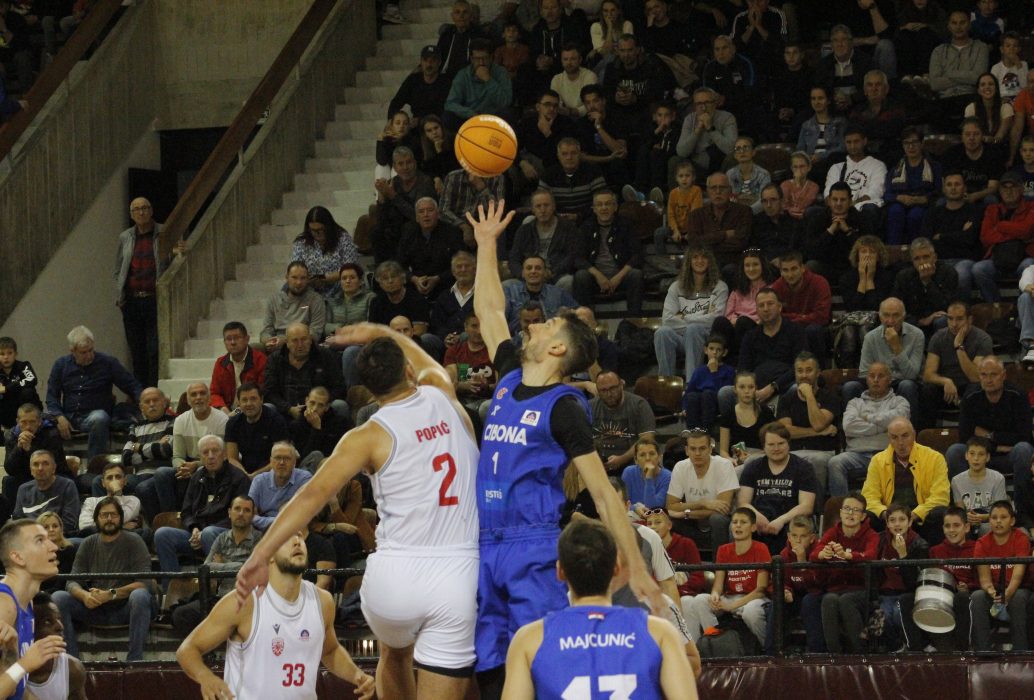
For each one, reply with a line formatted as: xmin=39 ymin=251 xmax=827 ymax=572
xmin=562 ymin=674 xmax=638 ymax=699
xmin=433 ymin=452 xmax=458 ymax=506
xmin=282 ymin=663 xmax=305 ymax=687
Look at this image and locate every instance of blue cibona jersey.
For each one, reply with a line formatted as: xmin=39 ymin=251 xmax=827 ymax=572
xmin=531 ymin=605 xmax=663 ymax=700
xmin=477 ymin=369 xmax=590 ymax=535
xmin=0 ymin=582 xmax=33 ymax=700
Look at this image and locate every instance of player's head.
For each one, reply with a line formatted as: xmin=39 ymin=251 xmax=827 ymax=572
xmin=557 ymin=520 xmax=618 ymax=598
xmin=0 ymin=519 xmax=58 ymax=578
xmin=521 ymin=310 xmax=598 ymax=377
xmin=32 ymin=591 xmax=63 ymax=640
xmin=357 ymin=336 xmax=410 ymax=397
xmin=271 ymin=530 xmax=309 ymax=577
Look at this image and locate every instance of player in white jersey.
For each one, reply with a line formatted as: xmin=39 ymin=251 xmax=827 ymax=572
xmin=25 ymin=592 xmax=88 ymax=700
xmin=178 ymin=531 xmax=374 ymax=700
xmin=236 ymin=324 xmax=481 ymax=700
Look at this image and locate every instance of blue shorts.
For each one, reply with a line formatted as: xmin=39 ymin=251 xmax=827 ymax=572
xmin=475 ymin=534 xmax=567 ymax=672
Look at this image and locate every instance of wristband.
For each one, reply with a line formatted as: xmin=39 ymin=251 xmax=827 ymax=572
xmin=5 ymin=663 xmax=25 ymax=684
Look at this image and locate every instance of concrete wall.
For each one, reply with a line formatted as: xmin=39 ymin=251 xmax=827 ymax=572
xmin=151 ymin=0 xmax=313 ymax=130
xmin=0 ymin=132 xmax=161 ymax=401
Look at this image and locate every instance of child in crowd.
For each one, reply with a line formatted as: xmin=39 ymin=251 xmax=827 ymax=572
xmin=950 ymin=436 xmax=1007 ymax=538
xmin=622 ymin=437 xmax=672 ymax=518
xmin=812 ymin=491 xmax=880 ymax=653
xmin=971 ymin=500 xmax=1031 ymax=651
xmin=493 ymin=21 xmax=528 ymax=79
xmin=781 ymin=151 xmax=819 ymax=221
xmin=684 ymin=507 xmax=771 ymax=647
xmin=726 ymin=136 xmax=772 ymax=214
xmin=682 ymin=334 xmax=735 ymax=429
xmin=654 ymin=160 xmax=703 ymax=254
xmin=768 ymin=515 xmax=821 ymax=653
xmin=970 ymin=0 xmax=1004 ymax=49
xmin=992 ymin=31 xmax=1028 ymax=103
xmin=627 ymin=101 xmax=680 ymax=204
xmin=0 ymin=335 xmax=40 ymax=430
xmin=873 ymin=503 xmax=928 ymax=651
xmin=1012 ymin=135 xmax=1034 ymax=200
xmin=718 ymin=370 xmax=775 ymax=469
xmin=646 ymin=508 xmax=707 ymax=597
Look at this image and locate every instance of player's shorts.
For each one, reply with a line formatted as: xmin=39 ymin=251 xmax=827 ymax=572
xmin=361 ymin=549 xmax=478 ymax=672
xmin=475 ymin=533 xmax=568 ymax=672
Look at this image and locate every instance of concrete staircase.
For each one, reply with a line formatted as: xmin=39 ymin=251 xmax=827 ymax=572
xmin=158 ymin=3 xmax=450 ymax=402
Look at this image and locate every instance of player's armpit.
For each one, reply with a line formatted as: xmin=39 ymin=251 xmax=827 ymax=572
xmin=177 ymin=593 xmax=246 ymax=680
xmin=68 ymin=655 xmax=89 ymax=700
xmin=500 ymin=622 xmax=542 ymax=700
xmin=649 ymin=617 xmax=699 ymax=700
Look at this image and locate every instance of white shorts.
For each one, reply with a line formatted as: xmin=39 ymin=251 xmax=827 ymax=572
xmin=360 ymin=551 xmax=479 ymax=671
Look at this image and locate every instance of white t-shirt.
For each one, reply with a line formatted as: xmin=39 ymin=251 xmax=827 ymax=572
xmin=172 ymin=409 xmax=229 ymax=468
xmin=668 ymin=456 xmax=739 ymax=503
xmin=992 ymin=60 xmax=1029 ymax=102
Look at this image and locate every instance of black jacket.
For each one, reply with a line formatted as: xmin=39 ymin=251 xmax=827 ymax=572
xmin=180 ymin=462 xmax=251 ymax=532
xmin=264 ymin=345 xmax=347 ymax=416
xmin=575 ymin=216 xmax=643 ymax=272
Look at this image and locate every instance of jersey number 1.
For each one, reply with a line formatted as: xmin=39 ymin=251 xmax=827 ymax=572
xmin=433 ymin=452 xmax=458 ymax=506
xmin=562 ymin=674 xmax=638 ymax=699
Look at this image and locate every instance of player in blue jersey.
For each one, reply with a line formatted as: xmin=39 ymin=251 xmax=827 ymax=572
xmin=469 ymin=200 xmax=664 ymax=698
xmin=502 ymin=520 xmax=697 ymax=700
xmin=0 ymin=519 xmax=67 ymax=700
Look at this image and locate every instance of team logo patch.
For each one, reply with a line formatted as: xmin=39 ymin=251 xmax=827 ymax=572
xmin=272 ymin=637 xmax=285 ymax=656
xmin=300 ymin=629 xmax=310 ymax=641
xmin=496 ymin=387 xmax=508 ymax=400
xmin=520 ymin=410 xmax=540 ymax=426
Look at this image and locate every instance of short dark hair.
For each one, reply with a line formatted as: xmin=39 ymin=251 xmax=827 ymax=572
xmin=93 ymin=496 xmax=124 ymax=528
xmin=828 ymin=181 xmax=853 ymax=198
xmin=943 ymin=505 xmax=967 ymax=523
xmin=990 ymin=499 xmax=1016 ymax=518
xmin=286 ymin=260 xmax=309 ymax=275
xmin=759 ymin=421 xmax=790 ymax=443
xmin=961 ymin=116 xmax=985 ymax=133
xmin=357 ymin=336 xmax=407 ymax=396
xmin=539 ymin=88 xmax=560 ymax=102
xmin=0 ymin=519 xmax=40 ymax=569
xmin=222 ymin=321 xmax=248 ymax=336
xmin=794 ymin=350 xmax=819 ymax=366
xmin=33 ymin=591 xmax=56 ymax=616
xmin=844 ymin=123 xmax=868 ymax=139
xmin=237 ymin=381 xmax=263 ymax=399
xmin=780 ymin=250 xmax=804 ymax=265
xmin=339 ymin=262 xmax=364 ymax=278
xmin=844 ymin=491 xmax=867 ymax=511
xmin=470 ymin=37 xmax=494 ymax=54
xmin=101 ymin=462 xmax=124 ymax=477
xmin=731 ymin=506 xmax=756 ymax=524
xmin=560 ymin=41 xmax=582 ymax=56
xmin=579 ymin=83 xmax=606 ymax=102
xmin=885 ymin=503 xmax=911 ymax=520
xmin=558 ymin=520 xmax=617 ymax=597
xmin=965 ymin=435 xmax=992 ymax=454
xmin=558 ymin=311 xmax=599 ymax=376
xmin=0 ymin=336 xmax=15 ymax=352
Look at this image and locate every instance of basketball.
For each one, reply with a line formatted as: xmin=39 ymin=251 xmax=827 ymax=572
xmin=454 ymin=115 xmax=518 ymax=178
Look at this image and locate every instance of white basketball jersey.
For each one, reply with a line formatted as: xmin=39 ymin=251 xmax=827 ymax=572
xmin=369 ymin=386 xmax=479 ymax=552
xmin=25 ymin=653 xmax=68 ymax=700
xmin=224 ymin=581 xmax=326 ymax=700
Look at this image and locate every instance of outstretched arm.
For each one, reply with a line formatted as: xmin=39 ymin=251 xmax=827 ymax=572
xmin=470 ymin=199 xmax=516 ymax=361
xmin=176 ymin=593 xmax=244 ymax=700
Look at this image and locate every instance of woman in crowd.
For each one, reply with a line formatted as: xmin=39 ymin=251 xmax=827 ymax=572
xmin=375 ymin=109 xmax=421 ymax=181
xmin=797 ymin=85 xmax=845 ymax=183
xmin=418 ymin=114 xmax=460 ymax=193
xmin=291 ymin=206 xmax=359 ymax=300
xmin=37 ymin=511 xmax=76 ymax=593
xmin=781 ymin=151 xmax=820 ymax=222
xmin=718 ymin=370 xmax=775 ymax=470
xmin=964 ymin=73 xmax=1014 ymax=157
xmin=325 ymin=263 xmax=375 ymax=334
xmin=836 ymin=236 xmax=894 ymax=368
xmin=712 ymin=248 xmax=772 ymax=359
xmin=588 ymin=0 xmax=632 ymax=71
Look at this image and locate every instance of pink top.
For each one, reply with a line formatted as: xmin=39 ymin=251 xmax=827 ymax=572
xmin=781 ymin=179 xmax=820 ymax=220
xmin=724 ymin=279 xmax=766 ymax=322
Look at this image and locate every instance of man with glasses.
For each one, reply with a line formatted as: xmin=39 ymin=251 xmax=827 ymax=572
xmin=892 ymin=238 xmax=959 ymax=334
xmin=589 ymin=371 xmax=656 ymax=474
xmin=675 ymin=87 xmax=738 ymax=178
xmin=516 ymin=90 xmax=576 ymax=187
xmin=684 ymin=172 xmax=752 ymax=268
xmin=443 ymin=38 xmax=513 ymax=129
xmin=666 ymin=427 xmax=738 ymax=555
xmin=884 ymin=127 xmax=942 ymax=245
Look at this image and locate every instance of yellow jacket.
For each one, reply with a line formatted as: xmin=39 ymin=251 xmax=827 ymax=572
xmin=861 ymin=443 xmax=950 ymax=522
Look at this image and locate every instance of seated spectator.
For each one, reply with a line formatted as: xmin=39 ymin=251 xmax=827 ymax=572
xmin=628 ymin=100 xmax=679 ymax=201
xmin=652 ymin=160 xmax=703 ymax=254
xmin=726 ymin=136 xmax=772 ymax=214
xmin=884 ymin=128 xmax=943 ymax=245
xmin=372 ymin=147 xmax=437 ymax=264
xmin=812 ymin=490 xmax=880 ymax=653
xmin=872 ymin=503 xmax=929 ymax=651
xmin=572 ymin=189 xmax=644 ymax=314
xmin=951 ymin=436 xmax=1007 ymax=538
xmin=843 ymin=297 xmax=923 ymax=421
xmin=772 ymin=515 xmax=822 ymax=653
xmin=993 ymin=32 xmax=1027 ymax=105
xmin=590 ymin=370 xmax=656 ymax=473
xmin=436 ymin=0 xmax=485 ymax=78
xmin=920 ymin=300 xmax=991 ymax=428
xmin=749 ymin=186 xmax=796 ymax=264
xmin=153 ymin=435 xmax=250 ymax=587
xmin=508 ymin=190 xmax=580 ymax=288
xmin=676 ymin=87 xmax=738 ymax=177
xmin=1018 ymin=262 xmax=1034 ymax=361
xmin=717 ymin=287 xmax=806 ymax=418
xmin=893 ymin=237 xmax=958 ymax=333
xmin=575 ymin=83 xmax=631 ymax=187
xmin=768 ymin=44 xmax=814 ymax=143
xmin=803 ymin=182 xmax=863 ymax=280
xmin=654 ymin=244 xmax=729 ymax=380
xmin=713 ymin=248 xmax=771 ymax=357
xmin=171 ymin=495 xmax=261 ymax=637
xmin=504 ymin=254 xmax=578 ymax=333
xmin=894 ymin=0 xmax=947 ymax=78
xmin=3 ymin=403 xmax=69 ymax=500
xmin=928 ymin=12 xmax=990 ymax=130
xmin=439 ymin=167 xmax=506 ymax=247
xmin=861 ymin=417 xmax=950 ymax=545
xmin=796 ymin=86 xmax=846 ymax=177
xmin=972 ymin=170 xmax=1034 ymax=301
xmin=13 ymin=450 xmax=80 ymax=535
xmin=832 ymin=0 xmax=897 ymax=78
xmin=550 ymin=44 xmax=595 ymax=118
xmin=417 ymin=115 xmax=460 ymax=191
xmin=444 ymin=37 xmax=512 ymax=129
xmin=645 ymin=508 xmax=707 ymax=597
xmin=0 ymin=336 xmax=40 ymax=430
xmin=601 ymin=34 xmax=674 ymax=139
xmin=848 ymin=70 xmax=907 ymax=165
xmin=685 ymin=173 xmax=752 ymax=269
xmin=528 ymin=0 xmax=590 ymax=97
xmin=209 ymin=323 xmax=267 ymax=412
xmin=53 ymin=497 xmax=155 ymax=662
xmin=683 ymin=507 xmax=770 ymax=646
xmin=666 ymin=427 xmax=738 ymax=554
xmin=308 ymin=477 xmax=377 ymax=558
xmin=965 ymin=73 xmax=1015 ymax=157
xmin=815 ymin=25 xmax=873 ymax=113
xmin=718 ymin=370 xmax=775 ymax=467
xmin=494 ymin=20 xmax=530 ymax=79
xmin=702 ymin=35 xmax=763 ymax=139
xmin=79 ymin=464 xmax=142 ymax=537
xmin=738 ymin=421 xmax=818 ymax=552
xmin=259 ymin=261 xmax=326 ymax=351
xmin=291 ymin=206 xmax=358 ymax=300
xmin=970 ymin=500 xmax=1031 ymax=651
xmin=921 ymin=172 xmax=984 ymax=297
xmin=836 ymin=236 xmax=894 ymax=368
xmin=249 ymin=442 xmax=313 ymax=532
xmin=622 ymin=438 xmax=671 ymax=516
xmin=1015 ymin=136 xmax=1034 ymax=199
xmin=118 ymin=387 xmax=174 ymax=513
xmin=1008 ymin=68 xmax=1034 ymax=158
xmin=572 ymin=306 xmax=618 ymax=377
xmin=224 ymin=383 xmax=289 ymax=476
xmin=587 ymin=0 xmax=631 ymax=69
xmin=730 ymin=0 xmax=787 ymax=77
xmin=509 ymin=301 xmax=545 ymax=351
xmin=326 ymin=263 xmax=375 ymax=334
xmin=775 ymin=352 xmax=839 ymax=501
xmin=539 ymin=137 xmax=608 ymax=223
xmin=265 ymin=323 xmax=348 ymax=420
xmin=968 ymin=0 xmax=1003 ymax=58
xmin=771 ymin=252 xmax=832 ymax=361
xmin=822 ymin=126 xmax=886 ymax=237
xmin=397 ymin=197 xmax=467 ymax=301
xmin=946 ymin=355 xmax=1034 ymax=514
xmin=387 ymin=45 xmax=451 ymax=121
xmin=37 ymin=511 xmax=76 ymax=594
xmin=289 ymin=387 xmax=349 ymax=469
xmin=942 ymin=118 xmax=1003 ymax=210
xmin=641 ymin=0 xmax=696 ymax=73
xmin=431 ymin=251 xmax=477 ymax=340
xmin=683 ymin=335 xmax=735 ymax=429
xmin=172 ymin=382 xmax=229 ymax=479
xmin=444 ymin=313 xmax=497 ymax=419
xmin=45 ymin=325 xmax=141 ymax=458
xmin=515 ymin=90 xmax=577 ymax=191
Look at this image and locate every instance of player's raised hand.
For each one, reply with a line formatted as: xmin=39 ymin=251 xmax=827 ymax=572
xmin=630 ymin=567 xmax=666 ymax=616
xmin=234 ymin=553 xmax=269 ymax=610
xmin=352 ymin=670 xmax=375 ymax=700
xmin=18 ymin=635 xmax=65 ymax=673
xmin=466 ymin=199 xmax=515 ymax=249
xmin=199 ymin=674 xmax=236 ymax=700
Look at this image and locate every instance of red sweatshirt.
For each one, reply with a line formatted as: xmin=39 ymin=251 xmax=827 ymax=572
xmin=771 ymin=269 xmax=832 ymax=326
xmin=779 ymin=540 xmax=822 ymax=596
xmin=930 ymin=539 xmax=977 ymax=589
xmin=666 ymin=532 xmax=707 ymax=595
xmin=810 ymin=518 xmax=880 ymax=592
xmin=979 ymin=200 xmax=1034 ymax=257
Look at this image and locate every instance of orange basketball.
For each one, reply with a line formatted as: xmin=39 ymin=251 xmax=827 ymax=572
xmin=454 ymin=115 xmax=518 ymax=178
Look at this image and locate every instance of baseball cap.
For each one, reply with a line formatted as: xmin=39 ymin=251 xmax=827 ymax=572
xmin=421 ymin=45 xmax=439 ymax=59
xmin=999 ymin=170 xmax=1022 ymax=186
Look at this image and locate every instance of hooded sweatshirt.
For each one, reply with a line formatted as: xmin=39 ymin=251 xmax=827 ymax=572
xmin=810 ymin=517 xmax=880 ymax=592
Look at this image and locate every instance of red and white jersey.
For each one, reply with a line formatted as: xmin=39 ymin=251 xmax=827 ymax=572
xmin=369 ymin=386 xmax=479 ymax=553
xmin=224 ymin=581 xmax=325 ymax=700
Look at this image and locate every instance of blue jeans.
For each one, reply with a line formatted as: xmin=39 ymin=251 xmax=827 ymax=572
xmin=53 ymin=587 xmax=156 ymax=661
xmin=69 ymin=409 xmax=111 ymax=458
xmin=827 ymin=450 xmax=876 ymax=498
xmin=972 ymin=256 xmax=1034 ymax=302
xmin=885 ymin=203 xmax=927 ymax=245
xmin=654 ymin=324 xmax=709 ymax=379
xmin=1019 ymin=290 xmax=1034 ymax=345
xmin=154 ymin=525 xmax=224 ymax=588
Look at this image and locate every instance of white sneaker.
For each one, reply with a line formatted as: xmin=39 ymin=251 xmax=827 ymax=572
xmin=382 ymin=4 xmax=405 ymax=23
xmin=1024 ymin=347 xmax=1034 ymax=364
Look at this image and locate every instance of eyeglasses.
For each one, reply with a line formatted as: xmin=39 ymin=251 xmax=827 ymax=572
xmin=840 ymin=506 xmax=865 ymax=515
